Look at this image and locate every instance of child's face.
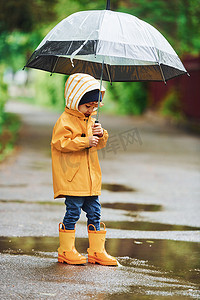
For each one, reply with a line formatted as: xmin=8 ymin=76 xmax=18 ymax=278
xmin=78 ymin=102 xmax=98 ymax=117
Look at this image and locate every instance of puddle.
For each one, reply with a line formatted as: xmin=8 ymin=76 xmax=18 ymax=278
xmin=0 ymin=200 xmax=162 ymax=213
xmin=105 ymin=221 xmax=200 ymax=231
xmin=0 ymin=237 xmax=199 ymax=284
xmin=110 ymin=239 xmax=200 ymax=285
xmin=0 ymin=236 xmax=83 ymax=258
xmin=106 ymin=294 xmax=199 ymax=300
xmin=0 ymin=199 xmax=63 ymax=205
xmin=29 ymin=161 xmax=50 ymax=170
xmin=102 ymin=183 xmax=136 ymax=192
xmin=0 ymin=184 xmax=28 ymax=188
xmin=0 ymin=183 xmax=136 ymax=192
xmin=102 ymin=202 xmax=162 ymax=212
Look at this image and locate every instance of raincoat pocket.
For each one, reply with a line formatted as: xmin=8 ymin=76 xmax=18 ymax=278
xmin=60 ymin=152 xmax=81 ymax=182
xmin=67 ymin=164 xmax=80 ymax=182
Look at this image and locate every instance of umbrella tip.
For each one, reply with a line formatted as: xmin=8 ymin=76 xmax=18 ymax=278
xmin=22 ymin=66 xmax=25 ymax=71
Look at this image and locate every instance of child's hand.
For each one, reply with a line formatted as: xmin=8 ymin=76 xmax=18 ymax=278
xmin=92 ymin=123 xmax=104 ymax=137
xmin=89 ymin=136 xmax=99 ymax=147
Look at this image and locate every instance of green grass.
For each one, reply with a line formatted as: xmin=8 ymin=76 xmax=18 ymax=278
xmin=0 ymin=112 xmax=21 ymax=162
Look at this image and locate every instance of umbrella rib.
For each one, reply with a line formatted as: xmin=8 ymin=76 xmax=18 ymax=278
xmin=23 ymin=51 xmax=36 ymax=70
xmin=105 ymin=63 xmax=112 ymax=85
xmin=50 ymin=56 xmax=60 ymax=75
xmin=158 ymin=63 xmax=166 ymax=84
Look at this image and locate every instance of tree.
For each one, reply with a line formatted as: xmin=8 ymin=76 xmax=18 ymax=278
xmin=118 ymin=0 xmax=200 ymax=55
xmin=0 ymin=0 xmax=56 ymax=32
xmin=0 ymin=0 xmax=58 ymax=137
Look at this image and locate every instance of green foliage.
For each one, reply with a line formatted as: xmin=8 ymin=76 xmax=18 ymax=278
xmin=119 ymin=0 xmax=200 ymax=55
xmin=33 ymin=71 xmax=67 ymax=111
xmin=0 ymin=0 xmax=58 ymax=159
xmin=0 ymin=0 xmax=57 ymax=32
xmin=0 ymin=65 xmax=8 ymax=134
xmin=159 ymin=89 xmax=184 ymax=120
xmin=0 ymin=30 xmax=44 ymax=71
xmin=107 ymin=82 xmax=147 ymax=115
xmin=0 ymin=112 xmax=21 ymax=161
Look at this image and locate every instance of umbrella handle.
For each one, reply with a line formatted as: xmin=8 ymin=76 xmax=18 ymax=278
xmin=93 ymin=120 xmax=99 ymax=136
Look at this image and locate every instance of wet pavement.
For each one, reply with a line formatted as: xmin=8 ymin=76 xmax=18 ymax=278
xmin=0 ymin=100 xmax=200 ymax=299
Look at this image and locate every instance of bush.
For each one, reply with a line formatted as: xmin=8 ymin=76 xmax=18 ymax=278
xmin=0 ymin=113 xmax=21 ymax=162
xmin=0 ymin=65 xmax=9 ymax=135
xmin=34 ymin=71 xmax=67 ymax=111
xmin=107 ymin=81 xmax=147 ymax=115
xmin=159 ymin=89 xmax=185 ymax=120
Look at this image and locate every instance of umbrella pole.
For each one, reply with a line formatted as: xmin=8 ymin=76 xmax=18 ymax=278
xmin=95 ymin=60 xmax=104 ymax=123
xmin=106 ymin=0 xmax=111 ymax=10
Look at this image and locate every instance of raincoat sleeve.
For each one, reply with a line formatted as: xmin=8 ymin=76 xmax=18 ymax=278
xmin=96 ymin=129 xmax=108 ymax=150
xmin=51 ymin=119 xmax=90 ymax=152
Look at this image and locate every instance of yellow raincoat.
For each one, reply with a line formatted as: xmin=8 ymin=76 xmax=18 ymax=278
xmin=51 ymin=73 xmax=108 ymax=199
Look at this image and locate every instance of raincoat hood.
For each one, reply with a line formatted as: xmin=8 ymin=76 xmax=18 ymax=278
xmin=64 ymin=73 xmax=105 ymax=111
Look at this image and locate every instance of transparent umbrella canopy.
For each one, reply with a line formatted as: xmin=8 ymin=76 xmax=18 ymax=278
xmin=24 ymin=0 xmax=188 ymax=120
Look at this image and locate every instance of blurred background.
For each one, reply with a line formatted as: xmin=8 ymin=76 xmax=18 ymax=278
xmin=0 ymin=0 xmax=200 ymax=159
xmin=0 ymin=3 xmax=200 ymax=297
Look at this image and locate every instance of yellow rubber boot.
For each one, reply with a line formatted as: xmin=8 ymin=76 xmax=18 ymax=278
xmin=87 ymin=222 xmax=118 ymax=266
xmin=58 ymin=223 xmax=86 ymax=265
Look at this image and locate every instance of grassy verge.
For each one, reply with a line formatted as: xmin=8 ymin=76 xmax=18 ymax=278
xmin=0 ymin=112 xmax=21 ymax=162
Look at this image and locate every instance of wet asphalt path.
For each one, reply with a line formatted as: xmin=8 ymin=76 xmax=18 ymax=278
xmin=0 ymin=100 xmax=200 ymax=299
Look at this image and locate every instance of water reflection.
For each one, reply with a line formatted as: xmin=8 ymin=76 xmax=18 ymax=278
xmin=102 ymin=202 xmax=162 ymax=212
xmin=106 ymin=239 xmax=200 ymax=284
xmin=102 ymin=183 xmax=136 ymax=192
xmin=105 ymin=221 xmax=200 ymax=231
xmin=0 ymin=236 xmax=199 ymax=284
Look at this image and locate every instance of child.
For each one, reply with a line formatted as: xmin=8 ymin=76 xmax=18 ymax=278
xmin=51 ymin=73 xmax=117 ymax=266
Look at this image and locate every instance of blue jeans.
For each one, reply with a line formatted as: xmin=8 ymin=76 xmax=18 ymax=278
xmin=63 ymin=196 xmax=101 ymax=231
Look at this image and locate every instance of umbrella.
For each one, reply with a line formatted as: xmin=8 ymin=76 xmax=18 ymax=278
xmin=24 ymin=0 xmax=188 ymax=120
